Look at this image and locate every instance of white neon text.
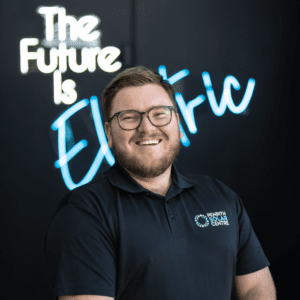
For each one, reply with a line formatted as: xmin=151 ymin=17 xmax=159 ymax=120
xmin=37 ymin=6 xmax=100 ymax=42
xmin=20 ymin=39 xmax=121 ymax=75
xmin=20 ymin=6 xmax=122 ymax=105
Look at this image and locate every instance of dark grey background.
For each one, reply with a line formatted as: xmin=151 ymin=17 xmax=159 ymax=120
xmin=0 ymin=0 xmax=297 ymax=299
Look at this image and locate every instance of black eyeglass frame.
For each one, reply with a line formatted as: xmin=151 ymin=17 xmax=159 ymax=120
xmin=107 ymin=105 xmax=178 ymax=130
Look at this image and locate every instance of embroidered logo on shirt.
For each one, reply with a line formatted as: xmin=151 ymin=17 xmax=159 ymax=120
xmin=194 ymin=211 xmax=229 ymax=228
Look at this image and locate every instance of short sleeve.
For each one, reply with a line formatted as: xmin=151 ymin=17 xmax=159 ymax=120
xmin=235 ymin=194 xmax=270 ymax=275
xmin=44 ymin=202 xmax=116 ymax=299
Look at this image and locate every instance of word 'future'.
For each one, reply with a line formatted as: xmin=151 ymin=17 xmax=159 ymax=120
xmin=51 ymin=65 xmax=255 ymax=190
xmin=20 ymin=6 xmax=122 ymax=105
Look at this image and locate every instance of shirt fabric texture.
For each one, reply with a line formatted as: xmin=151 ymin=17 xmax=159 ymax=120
xmin=44 ymin=161 xmax=270 ymax=300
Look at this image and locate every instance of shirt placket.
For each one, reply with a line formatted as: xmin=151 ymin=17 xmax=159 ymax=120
xmin=164 ymin=197 xmax=184 ymax=238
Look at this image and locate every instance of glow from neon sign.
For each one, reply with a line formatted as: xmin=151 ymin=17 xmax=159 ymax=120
xmin=202 ymin=72 xmax=255 ymax=116
xmin=54 ymin=140 xmax=88 ymax=168
xmin=51 ymin=65 xmax=255 ymax=190
xmin=52 ymin=97 xmax=115 ymax=190
xmin=175 ymin=93 xmax=205 ymax=134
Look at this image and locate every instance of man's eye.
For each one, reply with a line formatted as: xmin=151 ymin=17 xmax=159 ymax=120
xmin=123 ymin=117 xmax=137 ymax=120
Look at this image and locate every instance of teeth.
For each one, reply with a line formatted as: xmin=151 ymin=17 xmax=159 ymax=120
xmin=138 ymin=140 xmax=160 ymax=145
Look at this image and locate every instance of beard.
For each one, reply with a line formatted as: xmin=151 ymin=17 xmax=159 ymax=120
xmin=111 ymin=131 xmax=182 ymax=179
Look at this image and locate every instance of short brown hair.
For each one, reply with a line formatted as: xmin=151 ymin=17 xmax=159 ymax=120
xmin=102 ymin=65 xmax=178 ymax=122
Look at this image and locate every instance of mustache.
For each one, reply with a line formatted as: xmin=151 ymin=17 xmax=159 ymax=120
xmin=134 ymin=135 xmax=164 ymax=140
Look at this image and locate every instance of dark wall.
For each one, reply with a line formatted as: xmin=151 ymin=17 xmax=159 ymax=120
xmin=0 ymin=0 xmax=297 ymax=299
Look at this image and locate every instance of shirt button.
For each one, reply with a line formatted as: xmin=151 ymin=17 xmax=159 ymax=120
xmin=170 ymin=214 xmax=174 ymax=219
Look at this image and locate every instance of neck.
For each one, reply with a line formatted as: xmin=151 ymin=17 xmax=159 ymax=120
xmin=125 ymin=165 xmax=173 ymax=197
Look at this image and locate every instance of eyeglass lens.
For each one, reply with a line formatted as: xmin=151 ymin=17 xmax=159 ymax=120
xmin=119 ymin=107 xmax=171 ymax=129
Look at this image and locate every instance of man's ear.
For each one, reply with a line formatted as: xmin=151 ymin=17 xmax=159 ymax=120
xmin=105 ymin=122 xmax=113 ymax=148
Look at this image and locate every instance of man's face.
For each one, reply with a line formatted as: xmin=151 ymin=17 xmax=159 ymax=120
xmin=105 ymin=83 xmax=183 ymax=179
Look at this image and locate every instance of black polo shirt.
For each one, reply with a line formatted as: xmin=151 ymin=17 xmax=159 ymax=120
xmin=44 ymin=161 xmax=270 ymax=300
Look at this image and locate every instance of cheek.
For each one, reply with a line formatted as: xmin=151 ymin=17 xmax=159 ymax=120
xmin=167 ymin=126 xmax=180 ymax=139
xmin=113 ymin=131 xmax=132 ymax=146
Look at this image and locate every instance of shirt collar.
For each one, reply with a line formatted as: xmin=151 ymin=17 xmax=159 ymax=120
xmin=107 ymin=160 xmax=197 ymax=194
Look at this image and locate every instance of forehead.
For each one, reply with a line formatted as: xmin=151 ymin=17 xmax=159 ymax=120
xmin=111 ymin=83 xmax=173 ymax=114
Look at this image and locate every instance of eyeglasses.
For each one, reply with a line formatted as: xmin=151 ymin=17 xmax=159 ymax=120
xmin=107 ymin=105 xmax=177 ymax=130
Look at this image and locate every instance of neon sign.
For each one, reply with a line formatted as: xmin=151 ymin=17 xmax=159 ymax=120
xmin=51 ymin=65 xmax=255 ymax=190
xmin=20 ymin=6 xmax=122 ymax=105
xmin=19 ymin=7 xmax=256 ymax=190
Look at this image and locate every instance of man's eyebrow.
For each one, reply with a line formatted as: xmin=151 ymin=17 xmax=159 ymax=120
xmin=123 ymin=105 xmax=169 ymax=112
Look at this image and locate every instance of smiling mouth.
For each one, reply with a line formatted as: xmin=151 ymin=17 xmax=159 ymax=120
xmin=136 ymin=139 xmax=162 ymax=146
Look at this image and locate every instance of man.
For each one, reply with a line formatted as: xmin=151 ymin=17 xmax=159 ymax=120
xmin=44 ymin=66 xmax=277 ymax=300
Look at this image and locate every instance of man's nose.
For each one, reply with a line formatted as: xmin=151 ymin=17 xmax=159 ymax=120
xmin=137 ymin=113 xmax=156 ymax=131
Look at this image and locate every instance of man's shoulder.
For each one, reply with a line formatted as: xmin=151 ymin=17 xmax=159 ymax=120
xmin=56 ymin=169 xmax=114 ymax=213
xmin=181 ymin=172 xmax=236 ymax=197
xmin=75 ymin=168 xmax=112 ymax=192
xmin=181 ymin=172 xmax=223 ymax=186
xmin=181 ymin=172 xmax=214 ymax=183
